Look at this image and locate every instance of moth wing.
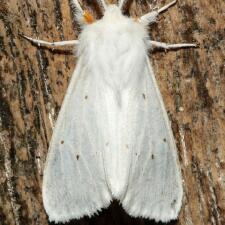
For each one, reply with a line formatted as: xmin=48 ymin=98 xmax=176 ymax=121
xmin=122 ymin=59 xmax=183 ymax=222
xmin=42 ymin=58 xmax=112 ymax=222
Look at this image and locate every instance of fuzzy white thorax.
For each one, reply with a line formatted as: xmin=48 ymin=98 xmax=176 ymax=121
xmin=78 ymin=5 xmax=147 ymax=99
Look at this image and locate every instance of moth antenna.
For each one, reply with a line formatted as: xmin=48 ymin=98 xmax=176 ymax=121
xmin=70 ymin=0 xmax=96 ymax=24
xmin=71 ymin=0 xmax=84 ymax=14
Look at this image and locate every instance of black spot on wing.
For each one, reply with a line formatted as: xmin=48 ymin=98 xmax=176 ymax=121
xmin=171 ymin=199 xmax=177 ymax=208
xmin=142 ymin=93 xmax=146 ymax=99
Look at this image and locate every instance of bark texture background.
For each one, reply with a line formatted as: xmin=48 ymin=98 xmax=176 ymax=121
xmin=0 ymin=0 xmax=224 ymax=225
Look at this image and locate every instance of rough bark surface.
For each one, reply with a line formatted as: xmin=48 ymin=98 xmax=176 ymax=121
xmin=0 ymin=0 xmax=224 ymax=225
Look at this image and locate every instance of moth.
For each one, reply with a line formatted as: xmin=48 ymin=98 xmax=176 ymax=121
xmin=23 ymin=0 xmax=196 ymax=223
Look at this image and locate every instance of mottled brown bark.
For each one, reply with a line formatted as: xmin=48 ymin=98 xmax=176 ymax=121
xmin=0 ymin=0 xmax=224 ymax=225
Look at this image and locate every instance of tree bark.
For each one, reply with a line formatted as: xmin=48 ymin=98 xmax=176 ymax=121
xmin=0 ymin=0 xmax=224 ymax=225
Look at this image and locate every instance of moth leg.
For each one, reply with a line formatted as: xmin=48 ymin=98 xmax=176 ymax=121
xmin=21 ymin=34 xmax=79 ymax=48
xmin=149 ymin=40 xmax=197 ymax=51
xmin=140 ymin=0 xmax=177 ymax=25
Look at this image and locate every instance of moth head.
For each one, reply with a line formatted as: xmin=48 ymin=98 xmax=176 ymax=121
xmin=103 ymin=5 xmax=123 ymax=20
xmin=77 ymin=0 xmax=143 ymax=25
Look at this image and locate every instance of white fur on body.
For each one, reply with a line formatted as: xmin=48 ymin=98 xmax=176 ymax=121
xmin=42 ymin=4 xmax=184 ymax=224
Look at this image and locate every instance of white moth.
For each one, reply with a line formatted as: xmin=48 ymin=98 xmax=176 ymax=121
xmin=23 ymin=0 xmax=196 ymax=223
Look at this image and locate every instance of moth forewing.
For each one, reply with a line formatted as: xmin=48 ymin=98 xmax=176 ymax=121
xmin=22 ymin=1 xmax=196 ymax=223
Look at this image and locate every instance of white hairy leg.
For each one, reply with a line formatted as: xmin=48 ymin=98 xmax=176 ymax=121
xmin=149 ymin=40 xmax=197 ymax=50
xmin=21 ymin=35 xmax=79 ymax=48
xmin=141 ymin=0 xmax=177 ymax=24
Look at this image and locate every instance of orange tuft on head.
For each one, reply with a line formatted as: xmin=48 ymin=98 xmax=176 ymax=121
xmin=83 ymin=11 xmax=95 ymax=24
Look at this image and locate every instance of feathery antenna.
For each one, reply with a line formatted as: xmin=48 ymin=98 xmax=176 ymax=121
xmin=71 ymin=0 xmax=84 ymax=14
xmin=71 ymin=0 xmax=84 ymax=15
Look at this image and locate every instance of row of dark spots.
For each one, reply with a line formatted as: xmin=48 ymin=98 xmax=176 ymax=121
xmin=135 ymin=152 xmax=154 ymax=159
xmin=84 ymin=94 xmax=146 ymax=101
xmin=60 ymin=140 xmax=80 ymax=160
xmin=150 ymin=137 xmax=167 ymax=160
